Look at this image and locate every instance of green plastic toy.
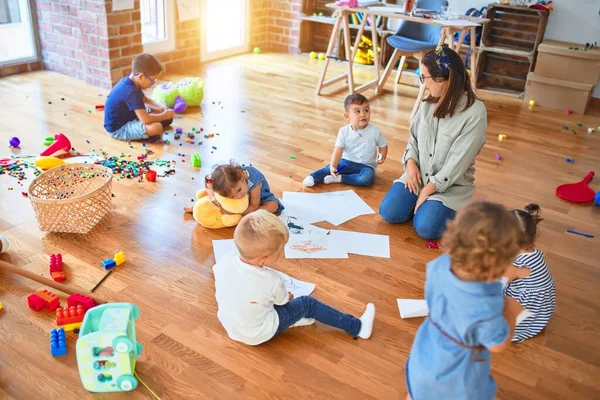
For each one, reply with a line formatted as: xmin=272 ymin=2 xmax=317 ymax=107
xmin=152 ymin=78 xmax=204 ymax=108
xmin=191 ymin=153 xmax=201 ymax=168
xmin=76 ymin=303 xmax=142 ymax=393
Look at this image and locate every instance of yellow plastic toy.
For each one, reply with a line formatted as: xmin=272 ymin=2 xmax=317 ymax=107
xmin=35 ymin=156 xmax=66 ymax=170
xmin=352 ymin=35 xmax=380 ymax=65
xmin=192 ymin=189 xmax=249 ymax=229
xmin=318 ymin=53 xmax=326 ymax=60
xmin=309 ymin=51 xmax=317 ymax=59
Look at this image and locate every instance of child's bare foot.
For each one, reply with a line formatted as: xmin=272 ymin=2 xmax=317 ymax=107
xmin=183 ymin=206 xmax=193 ymax=213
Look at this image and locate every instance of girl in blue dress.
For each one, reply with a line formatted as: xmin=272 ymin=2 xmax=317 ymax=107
xmin=406 ymin=202 xmax=525 ymax=400
xmin=185 ymin=160 xmax=284 ymax=215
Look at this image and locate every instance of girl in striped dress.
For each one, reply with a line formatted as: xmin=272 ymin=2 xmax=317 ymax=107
xmin=504 ymin=204 xmax=556 ymax=342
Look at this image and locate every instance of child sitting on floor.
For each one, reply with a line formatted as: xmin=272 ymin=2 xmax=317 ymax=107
xmin=104 ymin=53 xmax=173 ymax=141
xmin=213 ymin=210 xmax=376 ymax=345
xmin=303 ymin=93 xmax=388 ymax=187
xmin=504 ymin=203 xmax=556 ymax=342
xmin=184 ymin=161 xmax=284 ymax=215
xmin=405 ymin=201 xmax=525 ymax=400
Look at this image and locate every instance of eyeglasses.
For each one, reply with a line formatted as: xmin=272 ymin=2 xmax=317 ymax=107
xmin=136 ymin=73 xmax=158 ymax=85
xmin=419 ymin=75 xmax=433 ymax=84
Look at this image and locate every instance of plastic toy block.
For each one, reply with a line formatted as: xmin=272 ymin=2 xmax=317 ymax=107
xmin=101 ymin=258 xmax=116 ymax=270
xmin=175 ymin=128 xmax=183 ymax=134
xmin=51 ymin=271 xmax=66 ymax=282
xmin=56 ymin=305 xmax=85 ymax=327
xmin=50 ymin=328 xmax=67 ymax=357
xmin=49 ymin=253 xmax=63 ymax=273
xmin=29 ymin=289 xmax=60 ymax=311
xmin=28 ymin=293 xmax=47 ymax=311
xmin=67 ymin=293 xmax=96 ymax=311
xmin=114 ymin=251 xmax=126 ymax=266
xmin=191 ymin=153 xmax=201 ymax=168
xmin=425 ymin=241 xmax=440 ymax=249
xmin=146 ymin=170 xmax=157 ymax=182
xmin=61 ymin=321 xmax=82 ymax=332
xmin=0 ymin=302 xmax=3 ymax=311
xmin=187 ymin=132 xmax=195 ymax=139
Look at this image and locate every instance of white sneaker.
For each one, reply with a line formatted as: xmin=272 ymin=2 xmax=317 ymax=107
xmin=291 ymin=318 xmax=315 ymax=327
xmin=302 ymin=175 xmax=315 ymax=187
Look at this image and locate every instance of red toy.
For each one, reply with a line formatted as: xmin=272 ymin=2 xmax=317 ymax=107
xmin=49 ymin=253 xmax=66 ymax=282
xmin=146 ymin=170 xmax=157 ymax=182
xmin=426 ymin=240 xmax=440 ymax=249
xmin=56 ymin=305 xmax=85 ymax=327
xmin=95 ymin=105 xmax=105 ymax=110
xmin=40 ymin=133 xmax=71 ymax=157
xmin=67 ymin=293 xmax=96 ymax=311
xmin=28 ymin=289 xmax=60 ymax=311
xmin=556 ymin=171 xmax=595 ymax=203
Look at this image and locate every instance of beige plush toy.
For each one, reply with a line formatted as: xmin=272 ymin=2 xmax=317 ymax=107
xmin=192 ymin=189 xmax=249 ymax=229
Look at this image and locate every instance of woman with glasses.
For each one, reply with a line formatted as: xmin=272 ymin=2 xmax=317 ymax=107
xmin=379 ymin=46 xmax=487 ymax=240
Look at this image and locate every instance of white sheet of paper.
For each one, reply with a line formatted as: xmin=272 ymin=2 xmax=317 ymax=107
xmin=439 ymin=19 xmax=480 ymax=27
xmin=279 ymin=215 xmax=330 ymax=235
xmin=177 ymin=0 xmax=200 ymax=22
xmin=282 ymin=192 xmax=327 ymax=224
xmin=330 ymin=230 xmax=390 ymax=258
xmin=397 ymin=299 xmax=429 ymax=319
xmin=516 ymin=309 xmax=534 ymax=325
xmin=112 ymin=0 xmax=134 ymax=11
xmin=285 ymin=234 xmax=348 ymax=259
xmin=370 ymin=5 xmax=404 ymax=13
xmin=212 ymin=239 xmax=236 ymax=262
xmin=321 ymin=190 xmax=375 ymax=225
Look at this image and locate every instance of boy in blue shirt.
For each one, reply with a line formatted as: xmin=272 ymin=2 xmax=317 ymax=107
xmin=104 ymin=53 xmax=173 ymax=141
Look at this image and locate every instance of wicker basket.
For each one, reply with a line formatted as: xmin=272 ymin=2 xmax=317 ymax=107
xmin=28 ymin=163 xmax=113 ymax=234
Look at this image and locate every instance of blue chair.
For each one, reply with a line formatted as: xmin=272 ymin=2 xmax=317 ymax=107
xmin=378 ymin=0 xmax=446 ymax=92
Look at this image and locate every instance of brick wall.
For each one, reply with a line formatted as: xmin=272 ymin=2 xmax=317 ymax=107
xmin=32 ymin=0 xmax=302 ymax=89
xmin=0 ymin=61 xmax=42 ymax=77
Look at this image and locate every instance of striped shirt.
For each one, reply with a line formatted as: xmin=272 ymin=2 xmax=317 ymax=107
xmin=504 ymin=249 xmax=556 ymax=342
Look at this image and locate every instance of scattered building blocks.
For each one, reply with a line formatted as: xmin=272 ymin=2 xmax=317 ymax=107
xmin=67 ymin=294 xmax=96 ymax=311
xmin=191 ymin=153 xmax=201 ymax=168
xmin=28 ymin=289 xmax=60 ymax=311
xmin=101 ymin=258 xmax=116 ymax=270
xmin=56 ymin=305 xmax=85 ymax=331
xmin=50 ymin=328 xmax=67 ymax=357
xmin=114 ymin=251 xmax=126 ymax=266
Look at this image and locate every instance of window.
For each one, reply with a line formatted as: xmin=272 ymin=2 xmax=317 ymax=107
xmin=0 ymin=0 xmax=37 ymax=65
xmin=141 ymin=0 xmax=175 ymax=54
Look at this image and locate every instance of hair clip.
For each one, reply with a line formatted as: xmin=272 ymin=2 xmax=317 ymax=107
xmin=434 ymin=45 xmax=451 ymax=73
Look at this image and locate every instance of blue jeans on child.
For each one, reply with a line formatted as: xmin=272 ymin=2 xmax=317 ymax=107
xmin=275 ymin=296 xmax=361 ymax=336
xmin=310 ymin=159 xmax=375 ymax=187
xmin=379 ymin=182 xmax=456 ymax=240
xmin=109 ymin=107 xmax=173 ymax=141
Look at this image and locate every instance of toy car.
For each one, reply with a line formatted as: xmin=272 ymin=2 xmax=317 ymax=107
xmin=76 ymin=303 xmax=143 ymax=392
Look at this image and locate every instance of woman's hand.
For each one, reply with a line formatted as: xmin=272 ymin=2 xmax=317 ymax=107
xmin=405 ymin=159 xmax=422 ymax=194
xmin=414 ymin=182 xmax=437 ymax=214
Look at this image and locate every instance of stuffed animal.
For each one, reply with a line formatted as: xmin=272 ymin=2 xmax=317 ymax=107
xmin=192 ymin=189 xmax=249 ymax=229
xmin=152 ymin=78 xmax=204 ymax=108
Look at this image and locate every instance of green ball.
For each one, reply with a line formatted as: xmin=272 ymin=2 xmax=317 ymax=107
xmin=253 ymin=47 xmax=261 ymax=54
xmin=176 ymin=78 xmax=204 ymax=107
xmin=152 ymin=82 xmax=179 ymax=108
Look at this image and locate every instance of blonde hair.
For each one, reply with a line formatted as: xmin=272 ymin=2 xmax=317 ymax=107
xmin=442 ymin=201 xmax=524 ymax=282
xmin=234 ymin=210 xmax=289 ymax=259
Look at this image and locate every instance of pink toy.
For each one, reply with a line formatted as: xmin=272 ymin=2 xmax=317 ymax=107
xmin=556 ymin=171 xmax=595 ymax=204
xmin=40 ymin=133 xmax=71 ymax=156
xmin=565 ymin=109 xmax=573 ymax=115
xmin=335 ymin=0 xmax=358 ymax=6
xmin=173 ymin=96 xmax=187 ymax=114
xmin=426 ymin=240 xmax=440 ymax=249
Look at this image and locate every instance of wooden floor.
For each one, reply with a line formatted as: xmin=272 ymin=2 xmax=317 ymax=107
xmin=1 ymin=53 xmax=599 ymax=400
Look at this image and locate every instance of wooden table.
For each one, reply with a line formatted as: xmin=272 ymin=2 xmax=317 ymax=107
xmin=316 ymin=3 xmax=488 ymax=118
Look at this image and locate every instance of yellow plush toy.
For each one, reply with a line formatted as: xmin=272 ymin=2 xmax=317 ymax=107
xmin=192 ymin=189 xmax=249 ymax=229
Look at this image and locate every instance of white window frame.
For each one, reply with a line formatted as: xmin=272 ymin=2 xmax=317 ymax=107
xmin=200 ymin=0 xmax=250 ymax=62
xmin=0 ymin=0 xmax=38 ymax=67
xmin=142 ymin=0 xmax=176 ymax=54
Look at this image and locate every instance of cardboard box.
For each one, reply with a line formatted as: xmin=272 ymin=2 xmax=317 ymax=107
xmin=535 ymin=40 xmax=600 ymax=85
xmin=524 ymin=72 xmax=593 ymax=114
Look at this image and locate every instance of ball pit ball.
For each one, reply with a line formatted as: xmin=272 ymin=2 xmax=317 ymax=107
xmin=253 ymin=47 xmax=261 ymax=54
xmin=528 ymin=100 xmax=536 ymax=107
xmin=9 ymin=137 xmax=20 ymax=147
xmin=318 ymin=53 xmax=326 ymax=60
xmin=309 ymin=51 xmax=317 ymax=59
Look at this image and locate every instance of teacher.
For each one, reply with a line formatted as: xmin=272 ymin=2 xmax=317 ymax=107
xmin=379 ymin=46 xmax=487 ymax=239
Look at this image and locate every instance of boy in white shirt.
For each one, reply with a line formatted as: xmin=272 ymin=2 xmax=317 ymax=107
xmin=213 ymin=210 xmax=376 ymax=346
xmin=303 ymin=93 xmax=388 ymax=187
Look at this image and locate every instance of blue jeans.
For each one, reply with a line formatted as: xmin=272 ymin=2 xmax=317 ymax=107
xmin=379 ymin=182 xmax=456 ymax=240
xmin=275 ymin=296 xmax=361 ymax=337
xmin=310 ymin=159 xmax=375 ymax=187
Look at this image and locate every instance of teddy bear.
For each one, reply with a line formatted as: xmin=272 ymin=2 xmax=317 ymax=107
xmin=192 ymin=188 xmax=249 ymax=229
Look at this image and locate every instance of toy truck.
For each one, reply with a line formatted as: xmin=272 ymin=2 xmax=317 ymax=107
xmin=76 ymin=303 xmax=143 ymax=392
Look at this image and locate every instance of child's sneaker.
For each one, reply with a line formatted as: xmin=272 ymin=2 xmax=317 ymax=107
xmin=291 ymin=318 xmax=315 ymax=327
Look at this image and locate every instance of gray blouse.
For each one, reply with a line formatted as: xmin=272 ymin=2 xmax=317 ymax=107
xmin=395 ymin=96 xmax=487 ymax=211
